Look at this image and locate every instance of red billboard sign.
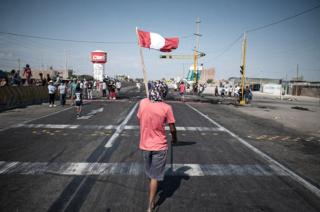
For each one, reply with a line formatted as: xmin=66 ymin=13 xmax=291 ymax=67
xmin=91 ymin=51 xmax=107 ymax=63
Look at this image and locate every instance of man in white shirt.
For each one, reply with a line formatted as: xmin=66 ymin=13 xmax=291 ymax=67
xmin=102 ymin=81 xmax=107 ymax=97
xmin=58 ymin=80 xmax=67 ymax=106
xmin=48 ymin=80 xmax=56 ymax=107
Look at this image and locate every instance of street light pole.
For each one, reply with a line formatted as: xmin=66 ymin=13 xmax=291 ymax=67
xmin=193 ymin=17 xmax=201 ymax=91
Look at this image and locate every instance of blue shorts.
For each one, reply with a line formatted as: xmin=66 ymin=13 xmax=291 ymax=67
xmin=142 ymin=150 xmax=167 ymax=181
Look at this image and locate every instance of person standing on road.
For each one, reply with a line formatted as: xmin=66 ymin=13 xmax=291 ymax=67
xmin=245 ymin=86 xmax=253 ymax=104
xmin=87 ymin=80 xmax=93 ymax=100
xmin=108 ymin=78 xmax=116 ymax=100
xmin=102 ymin=81 xmax=107 ymax=97
xmin=116 ymin=80 xmax=121 ymax=92
xmin=179 ymin=81 xmax=186 ymax=102
xmin=70 ymin=78 xmax=77 ymax=105
xmin=23 ymin=64 xmax=32 ymax=85
xmin=74 ymin=84 xmax=83 ymax=118
xmin=137 ymin=81 xmax=177 ymax=212
xmin=215 ymin=86 xmax=219 ymax=96
xmin=58 ymin=80 xmax=67 ymax=106
xmin=48 ymin=80 xmax=56 ymax=107
xmin=83 ymin=79 xmax=88 ymax=99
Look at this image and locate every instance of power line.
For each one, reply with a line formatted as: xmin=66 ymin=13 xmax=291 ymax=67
xmin=247 ymin=4 xmax=320 ymax=33
xmin=204 ymin=34 xmax=243 ymax=62
xmin=0 ymin=31 xmax=194 ymax=44
xmin=181 ymin=34 xmax=194 ymax=39
xmin=0 ymin=31 xmax=136 ymax=44
xmin=202 ymin=4 xmax=320 ymax=63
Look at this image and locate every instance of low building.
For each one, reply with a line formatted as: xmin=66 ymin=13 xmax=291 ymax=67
xmin=228 ymin=77 xmax=281 ymax=91
xmin=199 ymin=67 xmax=215 ymax=84
xmin=186 ymin=66 xmax=215 ymax=84
xmin=289 ymin=81 xmax=320 ymax=97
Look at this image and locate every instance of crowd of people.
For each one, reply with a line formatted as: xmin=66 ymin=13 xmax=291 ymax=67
xmin=0 ymin=64 xmax=56 ymax=87
xmin=46 ymin=76 xmax=122 ymax=108
xmin=214 ymin=85 xmax=253 ymax=103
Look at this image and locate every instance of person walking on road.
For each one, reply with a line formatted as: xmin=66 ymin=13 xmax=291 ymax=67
xmin=137 ymin=81 xmax=177 ymax=212
xmin=58 ymin=80 xmax=67 ymax=106
xmin=179 ymin=81 xmax=186 ymax=102
xmin=48 ymin=80 xmax=56 ymax=107
xmin=74 ymin=84 xmax=83 ymax=118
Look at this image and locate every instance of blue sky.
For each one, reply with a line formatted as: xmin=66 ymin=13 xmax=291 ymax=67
xmin=0 ymin=0 xmax=319 ymax=81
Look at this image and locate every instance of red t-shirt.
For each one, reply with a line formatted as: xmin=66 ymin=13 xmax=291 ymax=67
xmin=179 ymin=84 xmax=185 ymax=93
xmin=24 ymin=68 xmax=32 ymax=78
xmin=137 ymin=98 xmax=175 ymax=151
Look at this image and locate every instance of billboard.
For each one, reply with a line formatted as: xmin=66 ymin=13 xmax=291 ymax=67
xmin=187 ymin=65 xmax=202 ymax=81
xmin=91 ymin=50 xmax=107 ymax=81
xmin=91 ymin=50 xmax=107 ymax=63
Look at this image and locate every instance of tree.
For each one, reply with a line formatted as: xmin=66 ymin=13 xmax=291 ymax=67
xmin=207 ymin=79 xmax=213 ymax=84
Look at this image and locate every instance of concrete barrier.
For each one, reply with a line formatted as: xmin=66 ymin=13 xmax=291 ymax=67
xmin=0 ymin=86 xmax=48 ymax=111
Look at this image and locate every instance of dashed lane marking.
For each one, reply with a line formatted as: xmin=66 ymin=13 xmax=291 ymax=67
xmin=13 ymin=123 xmax=223 ymax=132
xmin=281 ymin=136 xmax=290 ymax=141
xmin=256 ymin=135 xmax=267 ymax=140
xmin=0 ymin=106 xmax=74 ymax=132
xmin=0 ymin=161 xmax=289 ymax=177
xmin=186 ymin=103 xmax=320 ymax=198
xmin=77 ymin=107 xmax=104 ymax=120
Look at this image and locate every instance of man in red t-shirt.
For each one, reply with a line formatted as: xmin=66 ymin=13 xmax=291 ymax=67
xmin=137 ymin=81 xmax=177 ymax=211
xmin=179 ymin=81 xmax=186 ymax=102
xmin=23 ymin=64 xmax=32 ymax=85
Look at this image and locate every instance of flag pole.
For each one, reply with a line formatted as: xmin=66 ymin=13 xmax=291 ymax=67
xmin=135 ymin=27 xmax=149 ymax=98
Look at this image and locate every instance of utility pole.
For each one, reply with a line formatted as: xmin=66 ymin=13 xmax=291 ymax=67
xmin=295 ymin=64 xmax=299 ymax=96
xmin=65 ymin=50 xmax=68 ymax=79
xmin=18 ymin=58 xmax=21 ymax=72
xmin=193 ymin=17 xmax=201 ymax=89
xmin=182 ymin=63 xmax=185 ymax=79
xmin=240 ymin=32 xmax=247 ymax=105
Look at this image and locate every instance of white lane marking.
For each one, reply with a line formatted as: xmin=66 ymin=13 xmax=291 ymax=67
xmin=186 ymin=103 xmax=320 ymax=198
xmin=0 ymin=162 xmax=19 ymax=174
xmin=0 ymin=161 xmax=288 ymax=177
xmin=0 ymin=106 xmax=74 ymax=132
xmin=171 ymin=164 xmax=205 ymax=176
xmin=77 ymin=107 xmax=104 ymax=119
xmin=14 ymin=123 xmax=222 ymax=132
xmin=105 ymin=102 xmax=139 ymax=148
xmin=124 ymin=125 xmax=139 ymax=130
xmin=14 ymin=123 xmax=117 ymax=130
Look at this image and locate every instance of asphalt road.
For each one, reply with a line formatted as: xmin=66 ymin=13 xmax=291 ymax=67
xmin=0 ymin=87 xmax=319 ymax=212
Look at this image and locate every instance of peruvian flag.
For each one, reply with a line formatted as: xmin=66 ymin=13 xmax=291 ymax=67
xmin=137 ymin=29 xmax=179 ymax=52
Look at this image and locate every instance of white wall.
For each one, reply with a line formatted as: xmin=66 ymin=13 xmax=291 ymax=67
xmin=262 ymin=84 xmax=281 ymax=95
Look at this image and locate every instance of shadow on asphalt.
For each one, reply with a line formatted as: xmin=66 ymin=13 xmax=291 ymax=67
xmin=173 ymin=141 xmax=197 ymax=147
xmin=155 ymin=166 xmax=191 ymax=210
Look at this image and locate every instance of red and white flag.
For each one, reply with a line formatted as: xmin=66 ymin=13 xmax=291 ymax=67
xmin=137 ymin=29 xmax=179 ymax=52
